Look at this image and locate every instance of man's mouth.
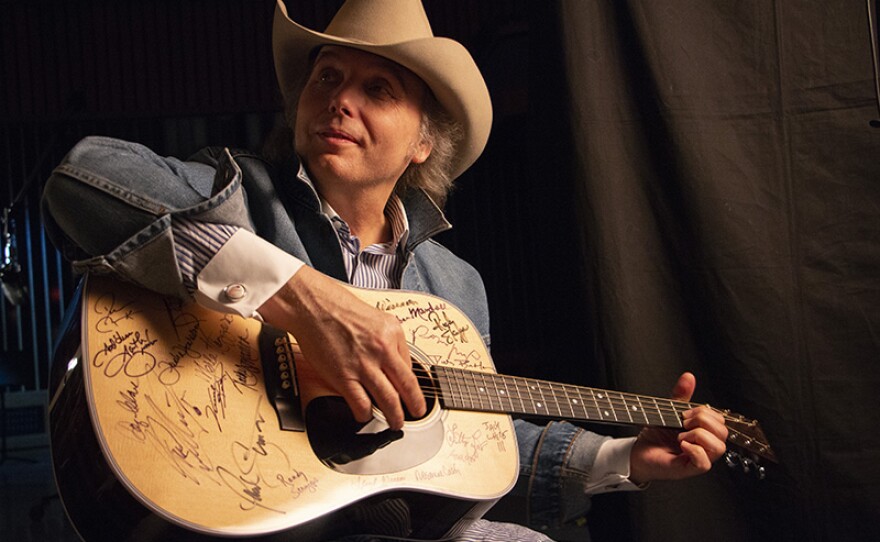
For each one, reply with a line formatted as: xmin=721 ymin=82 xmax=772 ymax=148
xmin=317 ymin=129 xmax=359 ymax=144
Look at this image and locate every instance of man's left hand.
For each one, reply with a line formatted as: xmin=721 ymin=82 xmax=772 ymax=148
xmin=629 ymin=372 xmax=728 ymax=484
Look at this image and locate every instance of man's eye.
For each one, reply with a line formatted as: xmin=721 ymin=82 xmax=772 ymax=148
xmin=368 ymin=82 xmax=394 ymax=98
xmin=316 ymin=69 xmax=338 ymax=83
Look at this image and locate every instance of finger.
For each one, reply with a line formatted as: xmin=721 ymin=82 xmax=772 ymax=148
xmin=361 ymin=368 xmax=406 ymax=430
xmin=385 ymin=340 xmax=426 ymax=419
xmin=678 ymin=440 xmax=712 ymax=473
xmin=671 ymin=371 xmax=696 ymax=402
xmin=683 ymin=407 xmax=729 ymax=441
xmin=679 ymin=427 xmax=727 ymax=463
xmin=338 ymin=380 xmax=377 ymax=425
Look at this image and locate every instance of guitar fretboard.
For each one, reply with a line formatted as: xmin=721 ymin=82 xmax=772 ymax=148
xmin=433 ymin=366 xmax=687 ymax=429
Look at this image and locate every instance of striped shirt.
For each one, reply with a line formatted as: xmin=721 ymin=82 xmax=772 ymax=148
xmin=323 ymin=194 xmax=409 ymax=290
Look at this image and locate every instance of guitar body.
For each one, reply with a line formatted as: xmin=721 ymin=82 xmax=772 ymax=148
xmin=49 ymin=275 xmax=517 ymax=541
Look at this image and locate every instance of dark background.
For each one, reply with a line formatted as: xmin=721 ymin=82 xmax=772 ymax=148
xmin=2 ymin=1 xmax=879 ymax=541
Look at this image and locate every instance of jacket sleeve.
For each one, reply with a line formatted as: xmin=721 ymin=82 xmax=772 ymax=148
xmin=42 ymin=135 xmax=256 ymax=297
xmin=514 ymin=419 xmax=605 ymax=528
xmin=513 ymin=419 xmax=641 ymax=530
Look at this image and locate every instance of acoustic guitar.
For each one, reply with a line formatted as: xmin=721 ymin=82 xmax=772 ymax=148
xmin=49 ymin=274 xmax=775 ymax=541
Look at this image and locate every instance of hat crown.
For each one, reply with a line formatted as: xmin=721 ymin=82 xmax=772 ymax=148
xmin=325 ymin=0 xmax=434 ymax=44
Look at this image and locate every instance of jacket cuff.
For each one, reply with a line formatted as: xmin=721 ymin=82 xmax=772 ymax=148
xmin=526 ymin=421 xmax=607 ymax=529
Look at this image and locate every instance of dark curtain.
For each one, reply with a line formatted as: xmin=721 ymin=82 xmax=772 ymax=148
xmin=550 ymin=1 xmax=880 ymax=541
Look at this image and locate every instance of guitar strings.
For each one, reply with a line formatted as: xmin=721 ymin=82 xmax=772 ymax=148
xmin=282 ymin=341 xmax=768 ymax=451
xmin=408 ymin=372 xmax=769 ymax=451
xmin=411 ymin=370 xmax=719 ymax=420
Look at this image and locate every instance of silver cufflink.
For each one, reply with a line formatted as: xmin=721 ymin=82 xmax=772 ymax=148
xmin=223 ymin=283 xmax=247 ymax=302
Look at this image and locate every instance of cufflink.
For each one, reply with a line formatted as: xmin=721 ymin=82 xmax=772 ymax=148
xmin=223 ymin=283 xmax=248 ymax=302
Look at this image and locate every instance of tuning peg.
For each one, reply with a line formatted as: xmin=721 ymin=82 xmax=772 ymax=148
xmin=724 ymin=450 xmax=740 ymax=469
xmin=724 ymin=450 xmax=767 ymax=480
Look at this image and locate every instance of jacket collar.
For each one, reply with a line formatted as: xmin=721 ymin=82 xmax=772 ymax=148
xmin=283 ymin=157 xmax=452 ymax=252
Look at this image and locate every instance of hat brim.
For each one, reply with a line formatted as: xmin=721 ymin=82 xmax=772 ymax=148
xmin=272 ymin=1 xmax=492 ymax=181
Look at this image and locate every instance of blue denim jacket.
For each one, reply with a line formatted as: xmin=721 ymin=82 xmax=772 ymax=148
xmin=42 ymin=136 xmax=607 ymax=531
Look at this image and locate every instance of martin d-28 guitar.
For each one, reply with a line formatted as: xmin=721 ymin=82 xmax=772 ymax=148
xmin=49 ymin=275 xmax=775 ymax=541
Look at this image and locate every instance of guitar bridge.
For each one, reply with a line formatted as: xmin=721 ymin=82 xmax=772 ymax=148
xmin=259 ymin=324 xmax=305 ymax=432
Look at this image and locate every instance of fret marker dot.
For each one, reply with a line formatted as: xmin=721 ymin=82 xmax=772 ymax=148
xmin=598 ymin=393 xmax=605 ymax=399
xmin=537 ymin=402 xmax=543 ymax=409
xmin=572 ymin=399 xmax=579 ymax=404
xmin=631 ymin=406 xmax=639 ymax=411
xmin=479 ymin=387 xmax=485 ymax=393
xmin=500 ymin=390 xmax=506 ymax=395
xmin=603 ymin=410 xmax=610 ymax=417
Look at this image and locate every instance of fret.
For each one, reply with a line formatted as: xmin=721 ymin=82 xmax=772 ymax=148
xmin=438 ymin=367 xmax=459 ymax=409
xmin=603 ymin=390 xmax=619 ymax=422
xmin=494 ymin=374 xmax=512 ymax=412
xmin=587 ymin=388 xmax=602 ymax=421
xmin=454 ymin=368 xmax=470 ymax=410
xmin=519 ymin=378 xmax=532 ymax=413
xmin=667 ymin=399 xmax=684 ymax=428
xmin=474 ymin=372 xmax=488 ymax=410
xmin=634 ymin=394 xmax=653 ymax=425
xmin=545 ymin=382 xmax=563 ymax=417
xmin=622 ymin=392 xmax=652 ymax=425
xmin=617 ymin=392 xmax=635 ymax=423
xmin=506 ymin=375 xmax=527 ymax=414
xmin=560 ymin=384 xmax=577 ymax=419
xmin=478 ymin=372 xmax=492 ymax=411
xmin=650 ymin=396 xmax=666 ymax=426
xmin=528 ymin=379 xmax=548 ymax=416
xmin=588 ymin=389 xmax=615 ymax=422
xmin=485 ymin=373 xmax=504 ymax=411
xmin=575 ymin=386 xmax=601 ymax=421
xmin=521 ymin=378 xmax=534 ymax=415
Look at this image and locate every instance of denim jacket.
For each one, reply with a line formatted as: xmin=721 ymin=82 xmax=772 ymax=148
xmin=42 ymin=136 xmax=613 ymax=531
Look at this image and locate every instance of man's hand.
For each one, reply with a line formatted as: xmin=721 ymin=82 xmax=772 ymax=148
xmin=629 ymin=372 xmax=728 ymax=484
xmin=258 ymin=266 xmax=426 ymax=430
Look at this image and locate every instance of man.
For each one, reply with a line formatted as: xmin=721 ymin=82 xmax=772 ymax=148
xmin=42 ymin=1 xmax=727 ymax=540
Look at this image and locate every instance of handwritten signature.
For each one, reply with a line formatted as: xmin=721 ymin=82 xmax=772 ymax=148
xmin=93 ymin=328 xmax=159 ymax=378
xmin=93 ymin=292 xmax=139 ymax=333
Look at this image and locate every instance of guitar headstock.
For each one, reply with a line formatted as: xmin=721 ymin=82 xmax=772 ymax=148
xmin=721 ymin=409 xmax=778 ymax=479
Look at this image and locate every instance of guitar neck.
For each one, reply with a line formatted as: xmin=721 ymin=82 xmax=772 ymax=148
xmin=433 ymin=366 xmax=690 ymax=430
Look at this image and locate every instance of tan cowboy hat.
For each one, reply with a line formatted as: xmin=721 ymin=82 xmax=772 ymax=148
xmin=272 ymin=0 xmax=493 ymax=180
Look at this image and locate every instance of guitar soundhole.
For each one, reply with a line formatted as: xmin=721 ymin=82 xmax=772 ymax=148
xmin=403 ymin=361 xmax=436 ymax=422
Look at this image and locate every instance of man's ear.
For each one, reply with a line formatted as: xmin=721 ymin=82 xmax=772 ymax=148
xmin=410 ymin=139 xmax=433 ymax=165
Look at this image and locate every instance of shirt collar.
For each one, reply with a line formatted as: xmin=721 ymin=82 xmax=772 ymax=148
xmin=295 ymin=162 xmax=410 ymax=252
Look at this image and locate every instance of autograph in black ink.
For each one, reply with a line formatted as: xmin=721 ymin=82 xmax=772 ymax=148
xmin=93 ymin=292 xmax=139 ymax=333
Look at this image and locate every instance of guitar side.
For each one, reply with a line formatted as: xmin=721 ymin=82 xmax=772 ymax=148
xmin=49 ymin=275 xmax=518 ymax=541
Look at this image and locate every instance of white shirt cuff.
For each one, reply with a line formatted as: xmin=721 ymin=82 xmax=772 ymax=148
xmin=193 ymin=229 xmax=304 ymax=317
xmin=584 ymin=436 xmax=644 ymax=494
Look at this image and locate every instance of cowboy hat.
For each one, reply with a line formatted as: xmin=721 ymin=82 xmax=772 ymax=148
xmin=272 ymin=0 xmax=493 ymax=180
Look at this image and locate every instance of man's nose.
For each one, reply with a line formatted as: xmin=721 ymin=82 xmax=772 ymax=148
xmin=328 ymin=84 xmax=358 ymax=117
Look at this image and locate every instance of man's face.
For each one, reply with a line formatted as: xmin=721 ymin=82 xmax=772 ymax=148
xmin=295 ymin=46 xmax=432 ymax=195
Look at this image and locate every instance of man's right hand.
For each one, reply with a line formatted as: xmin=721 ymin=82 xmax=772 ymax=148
xmin=257 ymin=265 xmax=426 ymax=430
